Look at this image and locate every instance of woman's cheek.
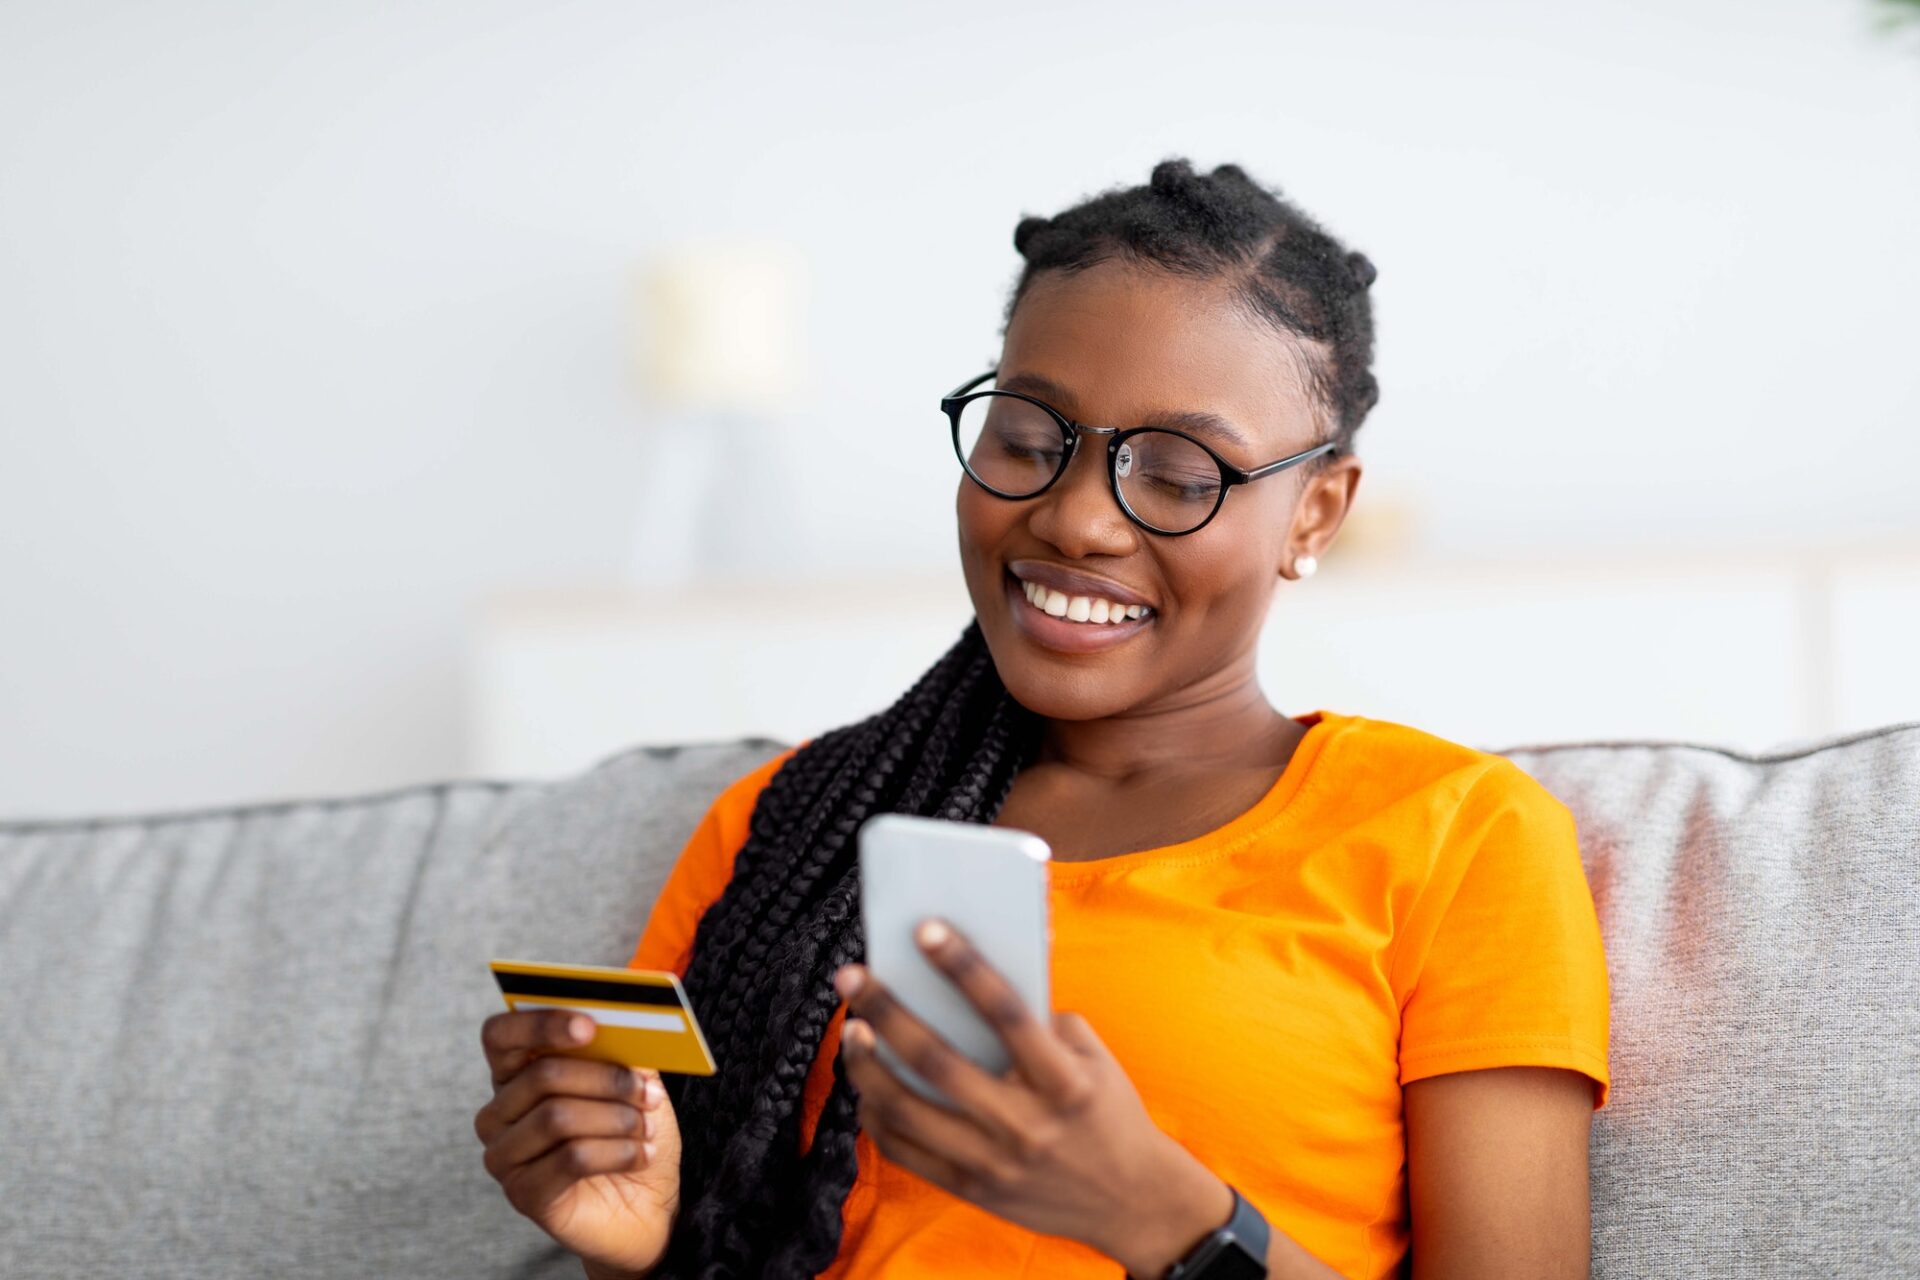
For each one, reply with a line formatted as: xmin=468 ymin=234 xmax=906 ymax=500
xmin=1156 ymin=544 xmax=1276 ymax=650
xmin=954 ymin=486 xmax=1015 ymax=624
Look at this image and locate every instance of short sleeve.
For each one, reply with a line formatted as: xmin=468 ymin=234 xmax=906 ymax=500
xmin=627 ymin=747 xmax=796 ymax=978
xmin=1394 ymin=761 xmax=1612 ymax=1110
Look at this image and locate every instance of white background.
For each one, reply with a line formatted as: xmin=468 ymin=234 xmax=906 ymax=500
xmin=2 ymin=0 xmax=1917 ymax=819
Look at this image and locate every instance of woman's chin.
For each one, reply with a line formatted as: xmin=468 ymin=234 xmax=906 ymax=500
xmin=978 ymin=622 xmax=1152 ymax=722
xmin=1002 ymin=684 xmax=1139 ymax=723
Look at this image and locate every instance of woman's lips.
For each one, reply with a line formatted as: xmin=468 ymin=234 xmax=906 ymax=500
xmin=1005 ymin=557 xmax=1155 ymax=610
xmin=1002 ymin=570 xmax=1154 ymax=654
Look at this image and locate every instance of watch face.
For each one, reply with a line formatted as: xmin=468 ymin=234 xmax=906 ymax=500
xmin=1204 ymin=1246 xmax=1267 ymax=1280
xmin=1182 ymin=1189 xmax=1270 ymax=1279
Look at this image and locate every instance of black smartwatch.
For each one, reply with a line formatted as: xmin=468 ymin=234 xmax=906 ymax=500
xmin=1129 ymin=1183 xmax=1271 ymax=1280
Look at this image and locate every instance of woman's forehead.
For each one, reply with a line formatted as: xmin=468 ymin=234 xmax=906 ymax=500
xmin=1002 ymin=263 xmax=1321 ymax=448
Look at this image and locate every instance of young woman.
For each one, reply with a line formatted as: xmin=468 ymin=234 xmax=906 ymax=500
xmin=475 ymin=158 xmax=1611 ymax=1280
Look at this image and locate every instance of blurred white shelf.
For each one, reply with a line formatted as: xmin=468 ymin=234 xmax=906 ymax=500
xmin=468 ymin=541 xmax=1920 ymax=778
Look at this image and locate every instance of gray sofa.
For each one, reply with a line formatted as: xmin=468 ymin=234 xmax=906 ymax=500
xmin=3 ymin=724 xmax=1917 ymax=1278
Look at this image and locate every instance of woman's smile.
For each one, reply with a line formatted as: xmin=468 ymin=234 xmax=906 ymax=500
xmin=1003 ymin=565 xmax=1156 ymax=655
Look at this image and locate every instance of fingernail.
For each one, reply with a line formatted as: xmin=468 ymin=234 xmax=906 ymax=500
xmin=834 ymin=966 xmax=865 ymax=999
xmin=569 ymin=1016 xmax=593 ymax=1043
xmin=917 ymin=918 xmax=951 ymax=948
xmin=642 ymin=1140 xmax=657 ymax=1162
xmin=641 ymin=1109 xmax=654 ymax=1140
xmin=644 ymin=1077 xmax=664 ymax=1107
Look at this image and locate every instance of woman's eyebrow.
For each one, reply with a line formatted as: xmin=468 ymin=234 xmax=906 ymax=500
xmin=1141 ymin=408 xmax=1253 ymax=451
xmin=998 ymin=370 xmax=1254 ymax=451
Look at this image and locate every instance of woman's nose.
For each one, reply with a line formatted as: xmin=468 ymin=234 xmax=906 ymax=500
xmin=1025 ymin=437 xmax=1137 ymax=559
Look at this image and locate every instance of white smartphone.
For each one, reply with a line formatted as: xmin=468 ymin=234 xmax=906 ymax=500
xmin=856 ymin=813 xmax=1051 ymax=1109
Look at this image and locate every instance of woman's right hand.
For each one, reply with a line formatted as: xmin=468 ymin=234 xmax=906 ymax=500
xmin=476 ymin=1009 xmax=683 ymax=1279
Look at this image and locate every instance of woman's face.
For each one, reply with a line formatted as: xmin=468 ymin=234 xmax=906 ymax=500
xmin=957 ymin=259 xmax=1357 ymax=723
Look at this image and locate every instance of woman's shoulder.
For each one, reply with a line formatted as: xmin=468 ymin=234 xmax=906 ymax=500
xmin=714 ymin=741 xmax=802 ymax=804
xmin=629 ymin=742 xmax=803 ymax=974
xmin=1308 ymin=709 xmax=1560 ymax=817
xmin=695 ymin=741 xmax=804 ymax=846
xmin=1325 ymin=714 xmax=1589 ymax=928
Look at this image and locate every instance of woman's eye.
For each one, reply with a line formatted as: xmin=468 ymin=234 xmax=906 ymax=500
xmin=1143 ymin=473 xmax=1221 ymax=502
xmin=999 ymin=439 xmax=1063 ymax=464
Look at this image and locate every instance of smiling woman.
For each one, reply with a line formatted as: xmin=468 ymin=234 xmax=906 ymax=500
xmin=473 ymin=158 xmax=1610 ymax=1280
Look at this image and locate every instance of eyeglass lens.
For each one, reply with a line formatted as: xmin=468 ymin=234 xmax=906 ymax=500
xmin=954 ymin=394 xmax=1064 ymax=497
xmin=953 ymin=392 xmax=1225 ymax=534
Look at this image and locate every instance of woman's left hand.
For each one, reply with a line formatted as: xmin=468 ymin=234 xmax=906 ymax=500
xmin=832 ymin=919 xmax=1234 ymax=1278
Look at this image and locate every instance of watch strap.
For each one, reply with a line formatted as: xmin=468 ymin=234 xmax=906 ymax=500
xmin=1137 ymin=1183 xmax=1271 ymax=1280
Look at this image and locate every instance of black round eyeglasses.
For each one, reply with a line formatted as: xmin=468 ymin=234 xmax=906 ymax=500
xmin=941 ymin=370 xmax=1339 ymax=537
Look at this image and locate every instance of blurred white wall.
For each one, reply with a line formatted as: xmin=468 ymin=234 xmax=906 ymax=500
xmin=2 ymin=0 xmax=1917 ymax=819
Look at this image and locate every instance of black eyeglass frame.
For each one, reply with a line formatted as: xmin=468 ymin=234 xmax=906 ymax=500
xmin=941 ymin=369 xmax=1340 ymax=537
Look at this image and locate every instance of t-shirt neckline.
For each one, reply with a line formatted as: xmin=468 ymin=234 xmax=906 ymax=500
xmin=1042 ymin=709 xmax=1347 ymax=885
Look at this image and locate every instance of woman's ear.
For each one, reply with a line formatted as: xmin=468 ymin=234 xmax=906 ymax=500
xmin=1281 ymin=458 xmax=1362 ymax=580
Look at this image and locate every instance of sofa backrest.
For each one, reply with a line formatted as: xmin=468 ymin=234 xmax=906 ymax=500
xmin=1498 ymin=723 xmax=1920 ymax=1277
xmin=2 ymin=724 xmax=1914 ymax=1277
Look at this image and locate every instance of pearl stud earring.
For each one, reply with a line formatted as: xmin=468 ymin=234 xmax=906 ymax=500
xmin=1295 ymin=555 xmax=1318 ymax=579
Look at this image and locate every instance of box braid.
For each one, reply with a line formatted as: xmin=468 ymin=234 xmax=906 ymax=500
xmin=648 ymin=156 xmax=1380 ymax=1279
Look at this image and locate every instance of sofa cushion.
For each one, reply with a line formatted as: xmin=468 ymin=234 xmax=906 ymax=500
xmin=1499 ymin=722 xmax=1920 ymax=1277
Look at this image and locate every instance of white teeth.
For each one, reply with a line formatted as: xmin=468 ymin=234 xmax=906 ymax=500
xmin=1015 ymin=576 xmax=1152 ymax=626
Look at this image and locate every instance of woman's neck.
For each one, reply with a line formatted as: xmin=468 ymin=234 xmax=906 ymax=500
xmin=1034 ymin=668 xmax=1299 ymax=784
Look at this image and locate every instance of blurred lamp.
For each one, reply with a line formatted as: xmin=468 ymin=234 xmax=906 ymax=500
xmin=639 ymin=239 xmax=806 ymax=412
xmin=628 ymin=239 xmax=810 ymax=586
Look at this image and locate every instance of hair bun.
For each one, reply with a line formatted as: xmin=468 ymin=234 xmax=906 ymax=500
xmin=1345 ymin=251 xmax=1378 ymax=289
xmin=1149 ymin=158 xmax=1200 ymax=198
xmin=1013 ymin=215 xmax=1052 ymax=257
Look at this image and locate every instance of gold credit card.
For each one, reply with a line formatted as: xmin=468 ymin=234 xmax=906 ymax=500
xmin=489 ymin=959 xmax=717 ymax=1075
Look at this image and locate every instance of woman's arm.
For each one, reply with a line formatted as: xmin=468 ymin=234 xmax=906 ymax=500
xmin=1404 ymin=1065 xmax=1595 ymax=1280
xmin=1114 ymin=1064 xmax=1593 ymax=1279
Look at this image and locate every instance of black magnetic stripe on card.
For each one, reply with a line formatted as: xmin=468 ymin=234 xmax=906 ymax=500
xmin=495 ymin=971 xmax=685 ymax=1008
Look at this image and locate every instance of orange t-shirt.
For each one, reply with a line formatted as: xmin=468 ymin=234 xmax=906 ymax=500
xmin=629 ymin=709 xmax=1611 ymax=1279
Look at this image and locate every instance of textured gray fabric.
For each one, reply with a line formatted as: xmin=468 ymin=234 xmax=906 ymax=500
xmin=2 ymin=723 xmax=1915 ymax=1278
xmin=0 ymin=738 xmax=788 ymax=1280
xmin=1496 ymin=723 xmax=1920 ymax=1278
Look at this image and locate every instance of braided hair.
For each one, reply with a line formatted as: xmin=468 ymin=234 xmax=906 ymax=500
xmin=654 ymin=157 xmax=1381 ymax=1279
